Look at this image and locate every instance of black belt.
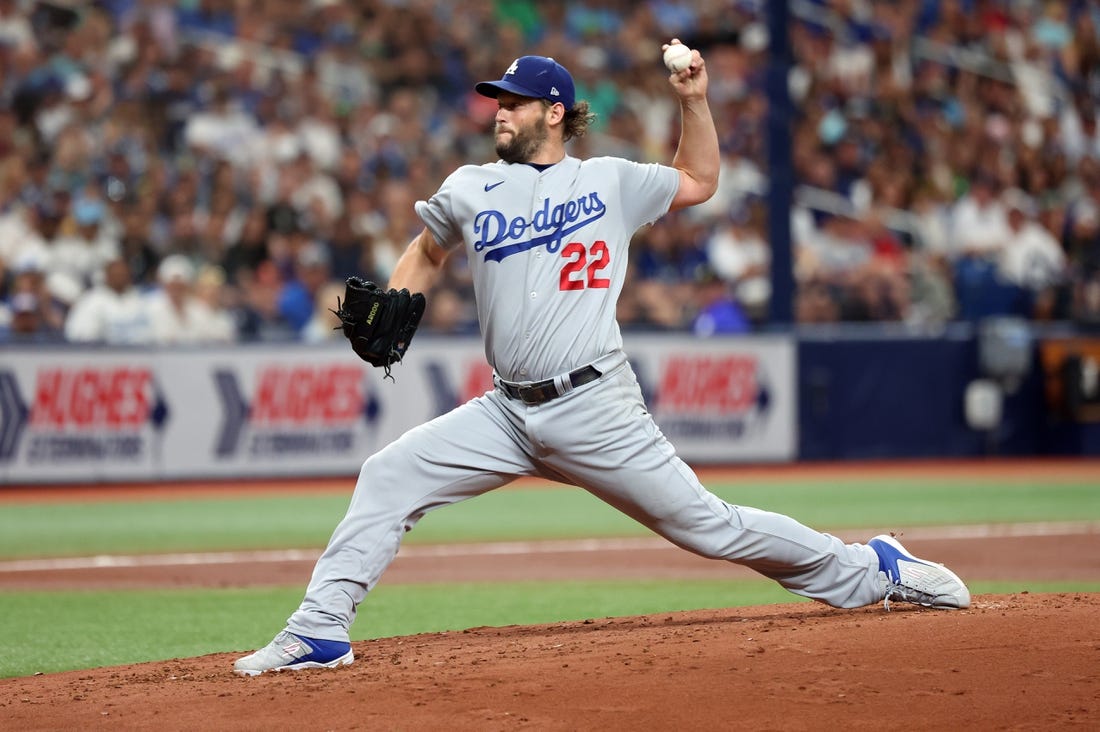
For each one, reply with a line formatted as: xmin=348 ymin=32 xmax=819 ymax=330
xmin=498 ymin=365 xmax=602 ymax=405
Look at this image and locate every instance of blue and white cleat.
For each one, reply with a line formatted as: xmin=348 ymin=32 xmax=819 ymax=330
xmin=869 ymin=534 xmax=971 ymax=610
xmin=233 ymin=630 xmax=353 ymax=676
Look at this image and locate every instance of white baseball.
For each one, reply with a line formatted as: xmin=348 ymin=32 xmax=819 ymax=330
xmin=663 ymin=42 xmax=692 ymax=73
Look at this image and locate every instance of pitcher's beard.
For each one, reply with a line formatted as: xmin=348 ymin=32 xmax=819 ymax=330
xmin=496 ymin=117 xmax=548 ymax=163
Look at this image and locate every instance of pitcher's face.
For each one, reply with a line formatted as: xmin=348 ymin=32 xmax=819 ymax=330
xmin=493 ymin=93 xmax=550 ymax=163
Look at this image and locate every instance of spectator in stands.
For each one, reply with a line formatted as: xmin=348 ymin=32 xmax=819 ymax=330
xmin=182 ymin=84 xmax=258 ymax=167
xmin=949 ymin=175 xmax=1011 ymax=263
xmin=910 ymin=185 xmax=953 ymax=259
xmin=0 ymin=246 xmax=66 ymax=342
xmin=147 ymin=254 xmax=235 ymax=344
xmin=705 ymin=203 xmax=771 ymax=324
xmin=234 ymin=259 xmax=298 ymax=341
xmin=221 ymin=206 xmax=271 ymax=286
xmin=796 ymin=279 xmax=841 ymax=324
xmin=908 ymin=250 xmax=958 ymax=325
xmin=58 ymin=196 xmax=117 ymax=273
xmin=998 ymin=188 xmax=1068 ymax=319
xmin=63 ymin=257 xmax=151 ymax=344
xmin=948 ymin=175 xmax=1023 ymax=320
xmin=1065 ymin=200 xmax=1100 ymax=324
xmin=4 ymin=249 xmax=67 ymax=333
xmin=367 ymin=181 xmax=421 ymax=283
xmin=301 ymin=279 xmax=345 ymax=343
xmin=193 ymin=263 xmax=238 ymax=342
xmin=116 ymin=204 xmax=161 ymax=288
xmin=0 ymin=167 xmax=54 ymax=270
xmin=278 ymin=239 xmax=335 ymax=333
xmin=691 ymin=266 xmax=751 ymax=337
xmin=325 ymin=213 xmax=372 ymax=282
xmin=630 ymin=217 xmax=706 ymax=329
xmin=0 ymin=291 xmax=61 ymax=342
xmin=798 ymin=214 xmax=871 ymax=290
xmin=1059 ymin=92 xmax=1100 ymax=164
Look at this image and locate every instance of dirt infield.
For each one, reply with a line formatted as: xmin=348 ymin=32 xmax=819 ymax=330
xmin=1 ymin=530 xmax=1097 ymax=590
xmin=2 ymin=594 xmax=1098 ymax=730
xmin=2 ymin=460 xmax=1099 ymax=729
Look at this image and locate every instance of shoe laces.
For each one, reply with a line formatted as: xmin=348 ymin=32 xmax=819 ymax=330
xmin=882 ymin=582 xmax=937 ymax=611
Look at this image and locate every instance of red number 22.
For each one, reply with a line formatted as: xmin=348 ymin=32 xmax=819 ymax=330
xmin=559 ymin=241 xmax=611 ymax=291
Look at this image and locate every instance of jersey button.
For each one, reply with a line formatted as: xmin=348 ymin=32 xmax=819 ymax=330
xmin=529 ymin=291 xmax=537 ymax=299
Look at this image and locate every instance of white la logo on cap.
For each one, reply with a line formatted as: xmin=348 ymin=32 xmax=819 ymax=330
xmin=505 ymin=59 xmax=519 ymax=76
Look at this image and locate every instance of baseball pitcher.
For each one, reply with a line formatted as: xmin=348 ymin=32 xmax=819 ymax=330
xmin=235 ymin=41 xmax=969 ymax=676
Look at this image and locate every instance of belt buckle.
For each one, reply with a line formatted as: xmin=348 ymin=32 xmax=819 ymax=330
xmin=519 ymin=383 xmax=547 ymax=405
xmin=499 ymin=379 xmax=526 ymax=402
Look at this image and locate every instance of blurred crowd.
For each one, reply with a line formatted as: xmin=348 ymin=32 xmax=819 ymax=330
xmin=1 ymin=0 xmax=1100 ymax=345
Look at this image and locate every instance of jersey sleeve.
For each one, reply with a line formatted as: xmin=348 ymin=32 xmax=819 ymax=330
xmin=413 ymin=167 xmax=471 ymax=251
xmin=611 ymin=159 xmax=681 ymax=232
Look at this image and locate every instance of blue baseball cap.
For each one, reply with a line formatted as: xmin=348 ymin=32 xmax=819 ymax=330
xmin=475 ymin=56 xmax=575 ymax=110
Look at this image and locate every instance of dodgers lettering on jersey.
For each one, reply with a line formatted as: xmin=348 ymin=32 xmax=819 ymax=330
xmin=415 ymin=155 xmax=679 ymax=382
xmin=473 ymin=192 xmax=607 ymax=262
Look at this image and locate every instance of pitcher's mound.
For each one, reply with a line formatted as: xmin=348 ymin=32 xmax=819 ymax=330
xmin=3 ymin=593 xmax=1097 ymax=731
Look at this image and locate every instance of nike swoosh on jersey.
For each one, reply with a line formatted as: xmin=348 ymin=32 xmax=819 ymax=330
xmin=484 ymin=181 xmax=504 ymax=192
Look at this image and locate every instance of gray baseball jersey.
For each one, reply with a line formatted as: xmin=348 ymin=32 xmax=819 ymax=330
xmin=284 ymin=154 xmax=885 ymax=642
xmin=414 ymin=155 xmax=677 ymax=382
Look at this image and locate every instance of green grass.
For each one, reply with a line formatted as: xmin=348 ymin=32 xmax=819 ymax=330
xmin=0 ymin=579 xmax=794 ymax=678
xmin=6 ymin=579 xmax=1098 ymax=679
xmin=2 ymin=476 xmax=1097 ymax=679
xmin=2 ymin=480 xmax=1098 ymax=559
